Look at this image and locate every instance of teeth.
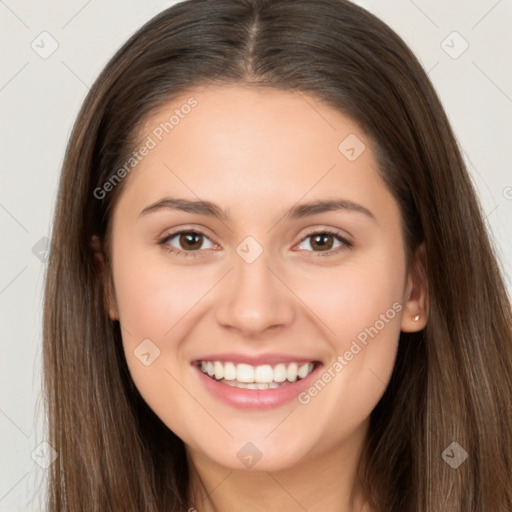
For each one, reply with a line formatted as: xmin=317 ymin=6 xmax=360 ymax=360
xmin=297 ymin=362 xmax=310 ymax=379
xmin=254 ymin=364 xmax=273 ymax=383
xmin=273 ymin=363 xmax=287 ymax=382
xmin=199 ymin=360 xmax=315 ymax=384
xmin=214 ymin=361 xmax=223 ymax=380
xmin=223 ymin=380 xmax=281 ymax=390
xmin=223 ymin=362 xmax=237 ymax=380
xmin=287 ymin=362 xmax=298 ymax=382
xmin=237 ymin=363 xmax=254 ymax=383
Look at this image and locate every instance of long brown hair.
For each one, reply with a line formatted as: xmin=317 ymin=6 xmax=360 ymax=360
xmin=42 ymin=0 xmax=512 ymax=510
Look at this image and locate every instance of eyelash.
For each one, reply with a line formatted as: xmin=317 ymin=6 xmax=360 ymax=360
xmin=158 ymin=229 xmax=353 ymax=259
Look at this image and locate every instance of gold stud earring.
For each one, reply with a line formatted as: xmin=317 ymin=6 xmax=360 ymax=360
xmin=413 ymin=314 xmax=420 ymax=321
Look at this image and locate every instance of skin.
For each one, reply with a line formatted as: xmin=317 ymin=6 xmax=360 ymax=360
xmin=97 ymin=85 xmax=428 ymax=511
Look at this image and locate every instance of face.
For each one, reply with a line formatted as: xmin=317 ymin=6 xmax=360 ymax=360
xmin=103 ymin=85 xmax=427 ymax=474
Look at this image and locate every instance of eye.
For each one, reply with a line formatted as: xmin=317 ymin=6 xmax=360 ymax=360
xmin=158 ymin=228 xmax=352 ymax=259
xmin=158 ymin=230 xmax=217 ymax=258
xmin=296 ymin=229 xmax=352 ymax=257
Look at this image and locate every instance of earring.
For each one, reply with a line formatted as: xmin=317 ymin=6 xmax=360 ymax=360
xmin=413 ymin=314 xmax=420 ymax=321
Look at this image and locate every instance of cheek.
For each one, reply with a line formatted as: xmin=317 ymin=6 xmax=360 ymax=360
xmin=112 ymin=248 xmax=211 ymax=341
xmin=290 ymin=257 xmax=403 ymax=443
xmin=109 ymin=245 xmax=214 ymax=398
xmin=111 ymin=250 xmax=213 ymax=427
xmin=294 ymin=248 xmax=404 ymax=399
xmin=298 ymin=249 xmax=405 ymax=346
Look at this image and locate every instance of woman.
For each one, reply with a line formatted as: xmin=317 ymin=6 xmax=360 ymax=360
xmin=42 ymin=0 xmax=512 ymax=510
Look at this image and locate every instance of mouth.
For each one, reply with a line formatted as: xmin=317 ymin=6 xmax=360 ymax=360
xmin=193 ymin=359 xmax=320 ymax=390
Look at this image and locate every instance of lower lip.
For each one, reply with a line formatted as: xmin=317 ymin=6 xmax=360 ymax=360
xmin=193 ymin=363 xmax=322 ymax=409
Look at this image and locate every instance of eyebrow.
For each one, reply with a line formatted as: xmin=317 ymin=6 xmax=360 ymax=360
xmin=138 ymin=196 xmax=376 ymax=222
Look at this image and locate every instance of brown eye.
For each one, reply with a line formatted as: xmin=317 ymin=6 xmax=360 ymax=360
xmin=309 ymin=233 xmax=336 ymax=251
xmin=297 ymin=230 xmax=352 ymax=257
xmin=178 ymin=232 xmax=204 ymax=250
xmin=159 ymin=230 xmax=216 ymax=257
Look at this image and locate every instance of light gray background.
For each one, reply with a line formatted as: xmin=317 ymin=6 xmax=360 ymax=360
xmin=1 ymin=1 xmax=511 ymax=510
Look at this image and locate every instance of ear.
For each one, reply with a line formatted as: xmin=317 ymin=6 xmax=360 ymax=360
xmin=400 ymin=242 xmax=428 ymax=332
xmin=90 ymin=234 xmax=119 ymax=321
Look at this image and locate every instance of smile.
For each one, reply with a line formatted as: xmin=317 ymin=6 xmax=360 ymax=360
xmin=197 ymin=360 xmax=317 ymax=390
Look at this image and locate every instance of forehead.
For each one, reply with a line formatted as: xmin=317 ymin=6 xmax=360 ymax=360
xmin=113 ymin=85 xmax=395 ymax=225
xmin=140 ymin=84 xmax=361 ymax=161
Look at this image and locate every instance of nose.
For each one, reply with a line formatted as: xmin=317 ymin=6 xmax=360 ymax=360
xmin=215 ymin=250 xmax=296 ymax=337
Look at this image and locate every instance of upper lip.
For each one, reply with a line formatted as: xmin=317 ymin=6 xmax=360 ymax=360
xmin=192 ymin=353 xmax=321 ymax=366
